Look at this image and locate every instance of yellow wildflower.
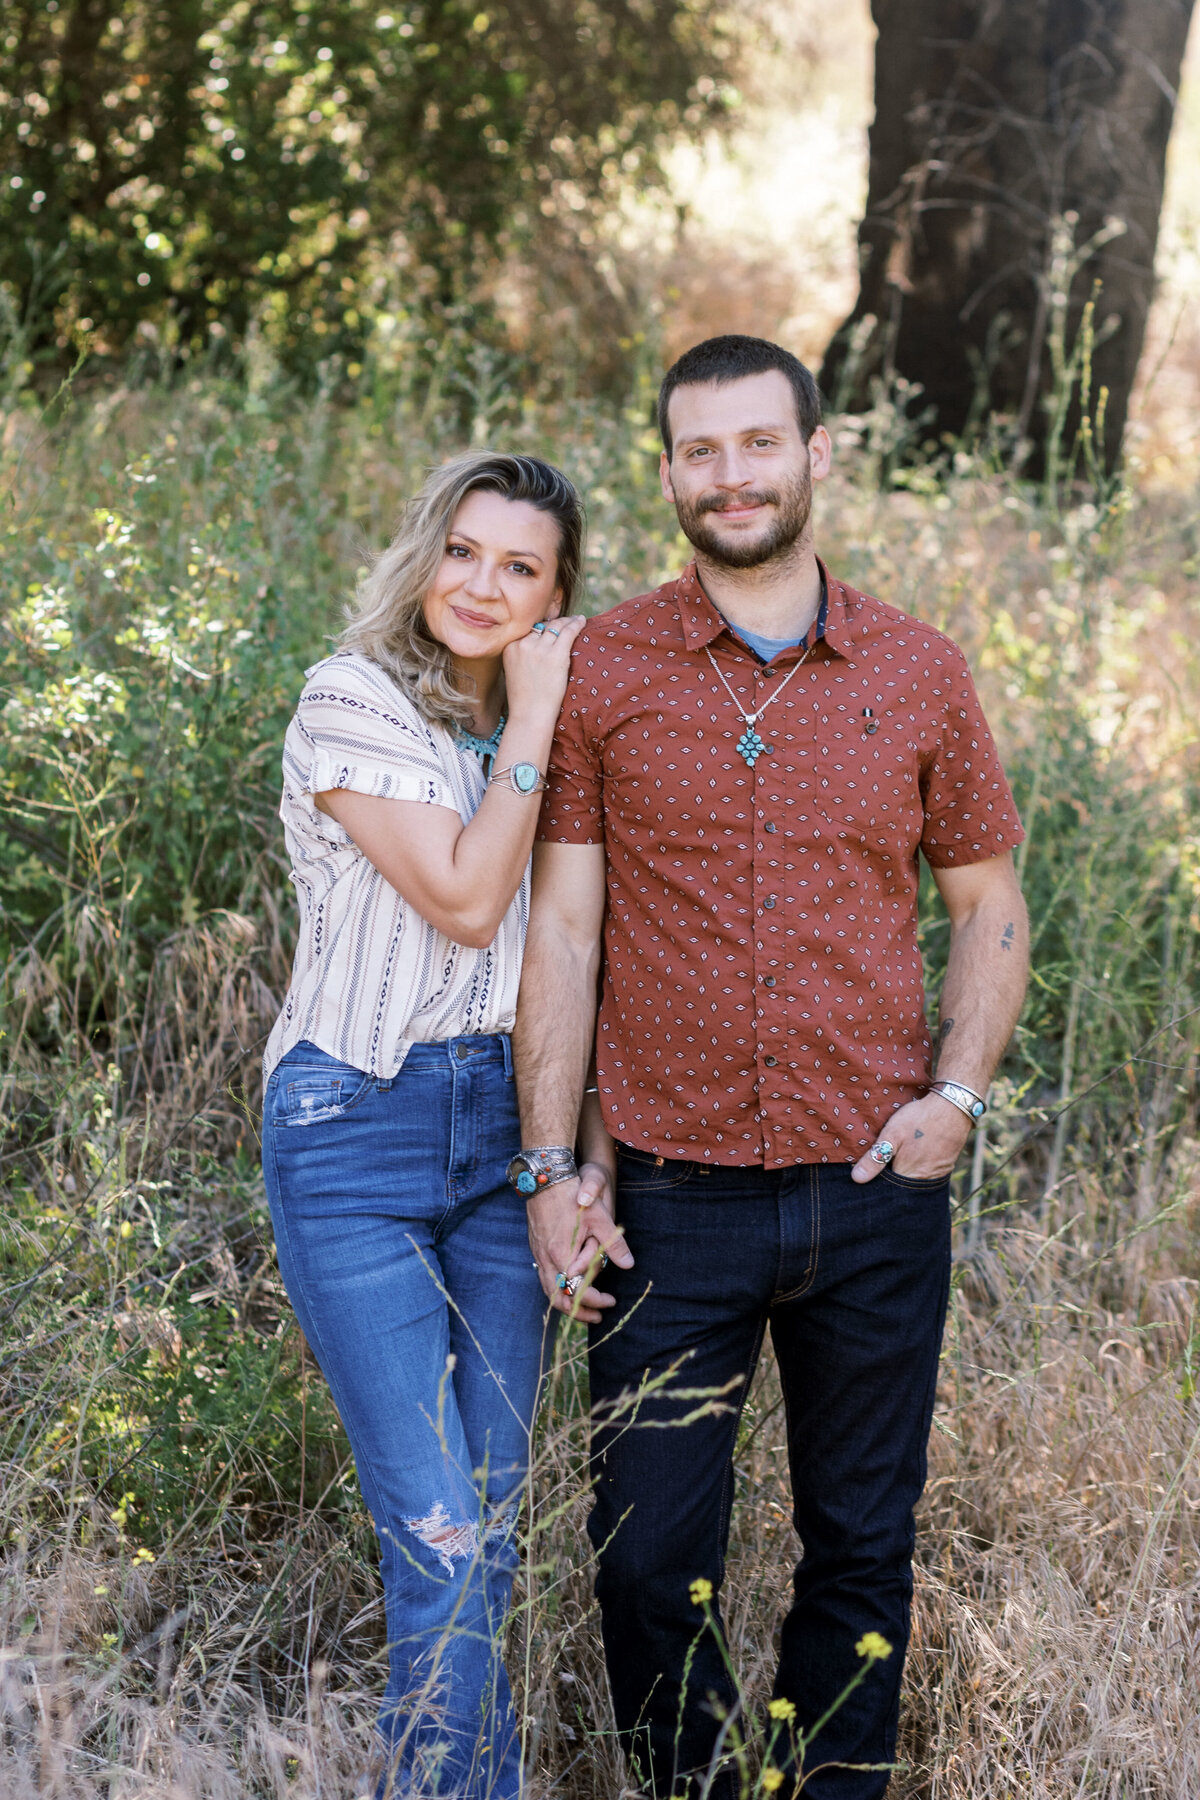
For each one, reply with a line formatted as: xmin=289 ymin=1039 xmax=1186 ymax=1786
xmin=768 ymin=1698 xmax=797 ymax=1723
xmin=689 ymin=1577 xmax=713 ymax=1606
xmin=760 ymin=1769 xmax=785 ymax=1793
xmin=855 ymin=1631 xmax=892 ymax=1661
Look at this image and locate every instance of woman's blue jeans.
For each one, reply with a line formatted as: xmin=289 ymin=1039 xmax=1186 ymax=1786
xmin=262 ymin=1035 xmax=547 ymax=1799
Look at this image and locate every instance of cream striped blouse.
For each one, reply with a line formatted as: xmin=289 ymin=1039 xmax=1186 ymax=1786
xmin=263 ymin=651 xmax=528 ymax=1080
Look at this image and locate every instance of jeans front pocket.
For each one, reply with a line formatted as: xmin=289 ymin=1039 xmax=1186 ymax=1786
xmin=276 ymin=1065 xmax=375 ymax=1127
xmin=880 ymin=1166 xmax=952 ymax=1193
xmin=615 ymin=1143 xmax=696 ymax=1193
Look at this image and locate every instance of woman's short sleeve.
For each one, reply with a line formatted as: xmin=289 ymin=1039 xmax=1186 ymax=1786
xmin=289 ymin=653 xmax=458 ymax=809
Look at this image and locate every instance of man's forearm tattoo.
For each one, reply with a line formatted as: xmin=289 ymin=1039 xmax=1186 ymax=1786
xmin=933 ymin=1016 xmax=955 ymax=1075
xmin=1000 ymin=920 xmax=1016 ymax=952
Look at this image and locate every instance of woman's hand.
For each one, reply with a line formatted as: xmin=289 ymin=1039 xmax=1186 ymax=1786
xmin=501 ymin=614 xmax=587 ymax=725
xmin=567 ymin=1156 xmax=621 ymax=1261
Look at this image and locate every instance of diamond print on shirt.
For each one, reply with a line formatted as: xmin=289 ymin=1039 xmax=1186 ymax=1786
xmin=538 ymin=562 xmax=1024 ymax=1169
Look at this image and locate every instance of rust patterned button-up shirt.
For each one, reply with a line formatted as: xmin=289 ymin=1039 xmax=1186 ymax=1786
xmin=539 ymin=562 xmax=1024 ymax=1167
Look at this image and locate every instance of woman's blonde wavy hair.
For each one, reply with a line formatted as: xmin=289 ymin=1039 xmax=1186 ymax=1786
xmin=341 ymin=451 xmax=585 ymax=732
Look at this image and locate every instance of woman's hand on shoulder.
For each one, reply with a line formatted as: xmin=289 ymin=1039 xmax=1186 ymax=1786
xmin=501 ymin=614 xmax=587 ymax=724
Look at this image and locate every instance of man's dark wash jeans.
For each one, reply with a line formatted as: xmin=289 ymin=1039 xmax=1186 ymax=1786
xmin=587 ymin=1148 xmax=952 ymax=1800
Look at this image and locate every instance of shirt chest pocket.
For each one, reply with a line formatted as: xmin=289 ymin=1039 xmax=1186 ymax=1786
xmin=278 ymin=1069 xmax=375 ymax=1126
xmin=803 ymin=724 xmax=927 ymax=849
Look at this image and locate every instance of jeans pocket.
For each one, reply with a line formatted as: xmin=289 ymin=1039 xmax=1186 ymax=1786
xmin=880 ymin=1166 xmax=951 ymax=1192
xmin=276 ymin=1067 xmax=375 ymax=1126
xmin=615 ymin=1144 xmax=695 ymax=1192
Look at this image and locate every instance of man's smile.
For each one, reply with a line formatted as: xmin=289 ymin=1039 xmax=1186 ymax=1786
xmin=698 ymin=491 xmax=778 ymax=520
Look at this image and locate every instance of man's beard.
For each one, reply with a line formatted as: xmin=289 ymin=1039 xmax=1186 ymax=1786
xmin=675 ymin=463 xmax=812 ymax=569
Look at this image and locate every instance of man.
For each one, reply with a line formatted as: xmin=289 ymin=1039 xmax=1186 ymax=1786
xmin=511 ymin=335 xmax=1029 ymax=1799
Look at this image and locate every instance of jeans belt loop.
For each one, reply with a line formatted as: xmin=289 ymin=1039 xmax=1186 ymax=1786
xmin=500 ymin=1032 xmax=514 ymax=1079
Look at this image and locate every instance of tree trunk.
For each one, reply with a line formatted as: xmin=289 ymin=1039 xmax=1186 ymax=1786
xmin=820 ymin=0 xmax=1196 ymax=473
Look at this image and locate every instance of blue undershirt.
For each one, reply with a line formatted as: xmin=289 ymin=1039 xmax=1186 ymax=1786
xmin=722 ymin=574 xmax=829 ymax=665
xmin=729 ymin=622 xmax=804 ymax=662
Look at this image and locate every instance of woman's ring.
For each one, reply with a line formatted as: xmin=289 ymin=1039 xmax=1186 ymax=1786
xmin=555 ymin=1271 xmax=581 ymax=1296
xmin=871 ymin=1140 xmax=895 ymax=1165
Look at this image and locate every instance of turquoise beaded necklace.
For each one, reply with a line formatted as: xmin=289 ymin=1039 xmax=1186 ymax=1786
xmin=454 ymin=715 xmax=506 ymax=767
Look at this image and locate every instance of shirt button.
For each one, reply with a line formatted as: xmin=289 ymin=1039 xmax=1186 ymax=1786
xmin=763 ymin=975 xmax=776 ymax=988
xmin=764 ymin=1054 xmax=778 ymax=1067
xmin=763 ymin=896 xmax=776 ymax=910
xmin=764 ymin=822 xmax=777 ymax=834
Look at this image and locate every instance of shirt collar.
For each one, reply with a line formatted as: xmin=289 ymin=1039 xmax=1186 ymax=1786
xmin=822 ymin=569 xmax=857 ymax=659
xmin=674 ymin=558 xmax=853 ymax=659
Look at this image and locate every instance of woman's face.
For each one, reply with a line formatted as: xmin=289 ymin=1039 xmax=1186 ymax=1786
xmin=422 ymin=488 xmax=564 ymax=662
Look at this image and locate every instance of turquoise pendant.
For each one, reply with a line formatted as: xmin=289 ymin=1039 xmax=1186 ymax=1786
xmin=736 ymin=726 xmax=770 ymax=767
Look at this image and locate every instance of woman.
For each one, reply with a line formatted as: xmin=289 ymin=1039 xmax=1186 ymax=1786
xmin=261 ymin=452 xmax=590 ymax=1798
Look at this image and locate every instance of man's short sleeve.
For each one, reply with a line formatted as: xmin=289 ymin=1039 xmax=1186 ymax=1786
xmin=920 ymin=646 xmax=1025 ymax=867
xmin=537 ymin=670 xmax=604 ymax=845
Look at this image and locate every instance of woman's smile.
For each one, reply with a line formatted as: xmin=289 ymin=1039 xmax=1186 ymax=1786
xmin=450 ymin=603 xmax=501 ymax=629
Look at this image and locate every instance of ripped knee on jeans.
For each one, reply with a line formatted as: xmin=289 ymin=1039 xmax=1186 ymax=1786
xmin=484 ymin=1498 xmax=518 ymax=1545
xmin=404 ymin=1501 xmax=480 ymax=1575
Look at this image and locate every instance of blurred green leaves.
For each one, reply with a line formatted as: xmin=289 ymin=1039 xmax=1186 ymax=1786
xmin=0 ymin=0 xmax=737 ymax=374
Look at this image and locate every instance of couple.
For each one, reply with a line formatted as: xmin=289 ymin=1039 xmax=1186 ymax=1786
xmin=260 ymin=334 xmax=1030 ymax=1799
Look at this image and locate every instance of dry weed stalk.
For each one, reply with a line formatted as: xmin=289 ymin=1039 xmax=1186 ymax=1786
xmin=4 ymin=1182 xmax=1196 ymax=1797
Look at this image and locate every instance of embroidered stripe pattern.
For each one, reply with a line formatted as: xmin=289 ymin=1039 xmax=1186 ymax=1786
xmin=264 ymin=651 xmax=527 ymax=1080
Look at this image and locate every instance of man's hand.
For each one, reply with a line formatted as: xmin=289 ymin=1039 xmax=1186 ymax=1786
xmin=854 ymin=853 xmax=1028 ymax=1185
xmin=526 ymin=1162 xmax=634 ymax=1323
xmin=851 ymin=1095 xmax=973 ymax=1184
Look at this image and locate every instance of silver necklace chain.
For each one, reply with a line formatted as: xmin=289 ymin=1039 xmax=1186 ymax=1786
xmin=704 ymin=643 xmax=814 ymax=767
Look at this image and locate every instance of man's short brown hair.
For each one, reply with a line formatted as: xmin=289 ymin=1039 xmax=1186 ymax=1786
xmin=657 ymin=335 xmax=822 ymax=457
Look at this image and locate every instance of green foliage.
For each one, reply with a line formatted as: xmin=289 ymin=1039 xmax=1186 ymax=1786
xmin=0 ymin=0 xmax=736 ymax=375
xmin=1 ymin=1167 xmax=353 ymax=1541
xmin=0 ymin=405 xmax=326 ymax=1057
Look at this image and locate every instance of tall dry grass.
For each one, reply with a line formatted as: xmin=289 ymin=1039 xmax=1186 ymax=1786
xmin=1 ymin=360 xmax=1198 ymax=1798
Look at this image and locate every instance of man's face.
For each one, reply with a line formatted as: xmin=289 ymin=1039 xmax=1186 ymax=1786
xmin=660 ymin=370 xmax=832 ymax=569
